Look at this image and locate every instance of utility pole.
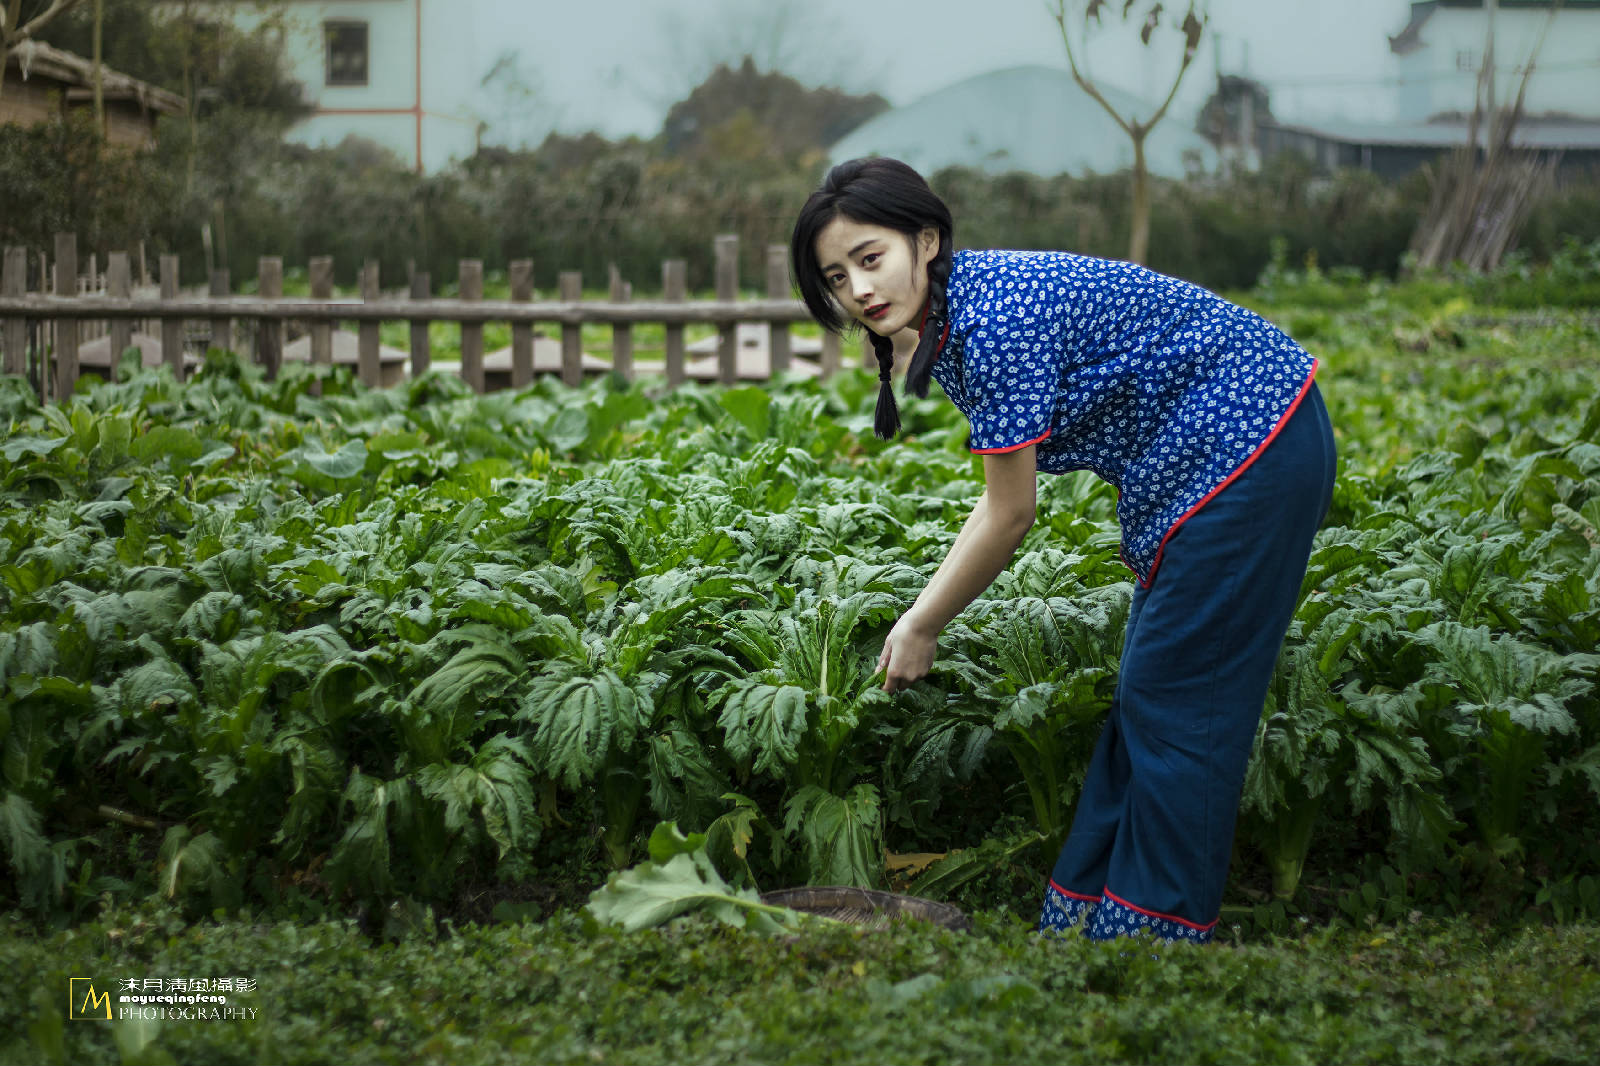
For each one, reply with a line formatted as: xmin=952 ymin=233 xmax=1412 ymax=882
xmin=1486 ymin=0 xmax=1498 ymax=114
xmin=92 ymin=0 xmax=103 ymax=132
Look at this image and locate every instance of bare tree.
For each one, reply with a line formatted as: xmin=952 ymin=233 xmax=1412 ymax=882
xmin=477 ymin=49 xmax=560 ymax=150
xmin=0 ymin=0 xmax=91 ymax=102
xmin=1048 ymin=0 xmax=1207 ymax=264
xmin=1410 ymin=0 xmax=1563 ymax=271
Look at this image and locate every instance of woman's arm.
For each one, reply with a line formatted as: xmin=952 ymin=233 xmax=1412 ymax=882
xmin=877 ymin=446 xmax=1037 ymax=691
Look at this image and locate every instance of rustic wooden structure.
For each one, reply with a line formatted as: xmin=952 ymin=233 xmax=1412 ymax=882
xmin=2 ymin=42 xmax=185 ymax=149
xmin=0 ymin=234 xmax=852 ymax=401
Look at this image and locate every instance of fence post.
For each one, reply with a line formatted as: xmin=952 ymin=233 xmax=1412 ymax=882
xmin=107 ymin=253 xmax=132 ymax=381
xmin=766 ymin=244 xmax=791 ymax=377
xmin=258 ymin=257 xmax=283 ymax=381
xmin=821 ymin=330 xmax=841 ymax=379
xmin=460 ymin=259 xmax=484 ymax=393
xmin=715 ymin=234 xmax=738 ymax=386
xmin=79 ymin=254 xmax=97 ymax=350
xmin=559 ymin=270 xmax=582 ymax=388
xmin=359 ymin=260 xmax=380 ymax=388
xmin=309 ymin=256 xmax=334 ymax=369
xmin=509 ymin=259 xmax=533 ymax=388
xmin=39 ymin=252 xmax=52 ymax=399
xmin=54 ymin=234 xmax=79 ymax=398
xmin=209 ymin=267 xmax=231 ymax=358
xmin=409 ymin=270 xmax=431 ymax=378
xmin=159 ymin=254 xmax=184 ymax=383
xmin=3 ymin=247 xmax=26 ymax=380
xmin=663 ymin=260 xmax=686 ymax=388
xmin=609 ymin=264 xmax=633 ymax=381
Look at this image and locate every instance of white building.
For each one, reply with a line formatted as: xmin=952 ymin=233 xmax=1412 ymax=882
xmin=1255 ymin=1 xmax=1600 ymax=177
xmin=1389 ymin=0 xmax=1600 ymax=120
xmin=219 ymin=0 xmax=480 ymax=172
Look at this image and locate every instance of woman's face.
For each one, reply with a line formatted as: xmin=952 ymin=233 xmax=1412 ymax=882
xmin=813 ymin=215 xmax=939 ymax=337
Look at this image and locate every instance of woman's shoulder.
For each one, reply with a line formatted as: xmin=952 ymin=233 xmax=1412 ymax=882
xmin=953 ymin=247 xmax=1089 ymax=276
xmin=950 ymin=248 xmax=1146 ymax=292
xmin=948 ymin=249 xmax=1101 ymax=323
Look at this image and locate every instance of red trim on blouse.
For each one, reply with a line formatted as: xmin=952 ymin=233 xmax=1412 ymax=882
xmin=1048 ymin=879 xmax=1102 ymax=903
xmin=972 ymin=428 xmax=1052 ymax=454
xmin=1102 ymin=888 xmax=1219 ymax=932
xmin=1138 ymin=360 xmax=1321 ymax=589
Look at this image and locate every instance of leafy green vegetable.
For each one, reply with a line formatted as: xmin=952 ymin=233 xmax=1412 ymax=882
xmin=586 ymin=823 xmax=810 ymax=934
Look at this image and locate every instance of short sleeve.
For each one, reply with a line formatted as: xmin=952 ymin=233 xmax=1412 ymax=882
xmin=960 ymin=307 xmax=1063 ymax=454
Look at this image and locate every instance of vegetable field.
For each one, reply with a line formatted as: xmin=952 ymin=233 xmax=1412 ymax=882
xmin=1 ymin=278 xmax=1598 ymax=942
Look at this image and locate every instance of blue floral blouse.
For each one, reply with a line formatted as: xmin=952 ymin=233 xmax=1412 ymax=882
xmin=927 ymin=249 xmax=1319 ymax=586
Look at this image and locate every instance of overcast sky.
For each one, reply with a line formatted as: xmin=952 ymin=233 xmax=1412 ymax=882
xmin=468 ymin=0 xmax=1413 ymax=144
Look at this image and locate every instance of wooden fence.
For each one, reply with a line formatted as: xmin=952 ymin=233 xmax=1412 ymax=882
xmin=0 ymin=233 xmax=864 ymax=402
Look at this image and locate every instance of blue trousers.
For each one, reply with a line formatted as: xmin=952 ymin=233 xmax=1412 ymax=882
xmin=1040 ymin=381 xmax=1337 ymax=943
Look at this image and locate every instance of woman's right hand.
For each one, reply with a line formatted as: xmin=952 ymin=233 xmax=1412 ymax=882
xmin=878 ymin=612 xmax=939 ymax=693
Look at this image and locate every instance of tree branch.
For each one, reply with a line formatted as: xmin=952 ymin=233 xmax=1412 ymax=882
xmin=1133 ymin=42 xmax=1198 ymax=136
xmin=1048 ymin=0 xmax=1135 ymax=138
xmin=4 ymin=0 xmax=88 ymax=48
xmin=98 ymin=804 xmax=163 ymax=832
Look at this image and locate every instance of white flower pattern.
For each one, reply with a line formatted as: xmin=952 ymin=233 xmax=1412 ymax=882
xmin=1038 ymin=883 xmax=1215 ymax=945
xmin=1037 ymin=881 xmax=1097 ymax=935
xmin=929 ymin=250 xmax=1317 ymax=586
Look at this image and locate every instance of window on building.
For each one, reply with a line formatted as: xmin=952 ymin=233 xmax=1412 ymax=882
xmin=325 ymin=22 xmax=368 ymax=87
xmin=1455 ymin=49 xmax=1478 ymax=73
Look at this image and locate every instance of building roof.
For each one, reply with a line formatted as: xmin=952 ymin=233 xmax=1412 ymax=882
xmin=1391 ymin=0 xmax=1600 ymax=53
xmin=4 ymin=40 xmax=186 ymax=115
xmin=829 ymin=65 xmax=1215 ymax=180
xmin=1262 ymin=116 xmax=1600 ymax=150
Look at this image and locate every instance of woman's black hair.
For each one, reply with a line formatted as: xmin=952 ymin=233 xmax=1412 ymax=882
xmin=790 ymin=157 xmax=954 ymax=439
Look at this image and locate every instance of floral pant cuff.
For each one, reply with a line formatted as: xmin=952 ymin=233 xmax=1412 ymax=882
xmin=1085 ymin=890 xmax=1215 ymax=944
xmin=1037 ymin=880 xmax=1100 ymax=935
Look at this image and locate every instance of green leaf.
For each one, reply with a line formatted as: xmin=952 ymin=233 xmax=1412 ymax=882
xmin=0 ymin=791 xmax=50 ymax=882
xmin=646 ymin=820 xmax=708 ymax=864
xmin=784 ymin=783 xmax=883 ymax=888
xmin=520 ymin=666 xmax=649 ymax=788
xmin=715 ymin=680 xmax=809 ymax=775
xmin=130 ymin=425 xmax=207 ymax=468
xmin=304 ymin=438 xmax=368 ymax=478
xmin=586 ymin=828 xmax=803 ymax=935
xmin=2 ymin=703 xmax=51 ymax=788
xmin=157 ymin=826 xmax=226 ymax=902
xmin=0 ymin=435 xmax=66 ymax=462
xmin=547 ymin=406 xmax=590 ymax=453
xmin=718 ymin=386 xmax=772 ymax=439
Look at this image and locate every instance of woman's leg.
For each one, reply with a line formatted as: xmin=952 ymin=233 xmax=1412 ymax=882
xmin=1046 ymin=383 xmax=1336 ymax=942
xmin=1039 ymin=587 xmax=1146 ymax=932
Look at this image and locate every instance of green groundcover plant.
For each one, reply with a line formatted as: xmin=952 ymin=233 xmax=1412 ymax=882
xmin=2 ymin=902 xmax=1599 ymax=1065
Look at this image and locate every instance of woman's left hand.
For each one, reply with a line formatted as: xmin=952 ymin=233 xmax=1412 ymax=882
xmin=877 ymin=613 xmax=937 ymax=693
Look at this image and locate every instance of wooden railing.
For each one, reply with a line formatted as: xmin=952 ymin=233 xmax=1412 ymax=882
xmin=0 ymin=232 xmax=856 ymax=401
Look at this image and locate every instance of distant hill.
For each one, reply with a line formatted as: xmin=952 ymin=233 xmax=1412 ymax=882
xmin=830 ymin=65 xmax=1216 ymax=179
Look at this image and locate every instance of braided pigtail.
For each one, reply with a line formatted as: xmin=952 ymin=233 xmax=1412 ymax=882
xmin=869 ymin=329 xmax=900 ymax=439
xmin=904 ymin=235 xmax=954 ymax=399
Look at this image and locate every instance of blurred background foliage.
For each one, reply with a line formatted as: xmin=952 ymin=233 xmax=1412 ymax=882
xmin=2 ymin=0 xmax=1599 ymax=295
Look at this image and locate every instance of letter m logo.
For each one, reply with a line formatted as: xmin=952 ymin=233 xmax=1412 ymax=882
xmin=69 ymin=979 xmax=111 ymax=1020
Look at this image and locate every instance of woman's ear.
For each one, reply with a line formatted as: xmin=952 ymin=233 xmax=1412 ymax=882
xmin=919 ymin=226 xmax=939 ymax=258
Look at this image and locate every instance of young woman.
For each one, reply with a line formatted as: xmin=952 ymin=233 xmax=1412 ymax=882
xmin=790 ymin=157 xmax=1336 ymax=945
